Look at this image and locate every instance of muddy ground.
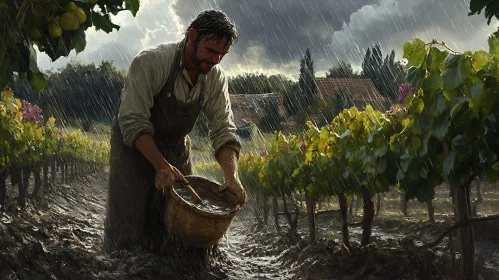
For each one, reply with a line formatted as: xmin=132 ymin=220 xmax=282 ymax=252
xmin=0 ymin=171 xmax=498 ymax=280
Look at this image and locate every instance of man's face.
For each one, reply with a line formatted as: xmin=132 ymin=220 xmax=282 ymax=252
xmin=192 ymin=36 xmax=231 ymax=74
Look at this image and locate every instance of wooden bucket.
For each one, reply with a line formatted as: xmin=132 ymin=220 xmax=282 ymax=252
xmin=165 ymin=175 xmax=240 ymax=248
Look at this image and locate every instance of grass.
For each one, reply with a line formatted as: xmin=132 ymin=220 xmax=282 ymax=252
xmin=189 ymin=130 xmax=275 ymax=163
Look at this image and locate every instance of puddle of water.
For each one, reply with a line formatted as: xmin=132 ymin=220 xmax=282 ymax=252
xmin=217 ymin=221 xmax=296 ymax=280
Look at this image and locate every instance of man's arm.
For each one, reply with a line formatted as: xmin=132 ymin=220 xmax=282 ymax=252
xmin=216 ymin=146 xmax=246 ymax=206
xmin=135 ymin=133 xmax=188 ymax=194
xmin=119 ymin=45 xmax=185 ymax=193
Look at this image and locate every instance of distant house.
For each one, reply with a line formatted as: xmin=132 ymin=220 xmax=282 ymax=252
xmin=229 ymin=93 xmax=286 ymax=127
xmin=315 ymin=77 xmax=390 ymax=111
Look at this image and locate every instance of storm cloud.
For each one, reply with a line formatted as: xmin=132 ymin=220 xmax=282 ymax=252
xmin=37 ymin=0 xmax=498 ymax=79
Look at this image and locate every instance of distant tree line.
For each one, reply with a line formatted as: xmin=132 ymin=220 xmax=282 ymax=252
xmin=228 ymin=73 xmax=297 ymax=95
xmin=12 ymin=61 xmax=125 ymax=130
xmin=10 ymin=45 xmax=405 ymax=133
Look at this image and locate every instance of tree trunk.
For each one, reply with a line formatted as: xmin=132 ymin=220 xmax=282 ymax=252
xmin=31 ymin=166 xmax=42 ymax=198
xmin=355 ymin=194 xmax=360 ymax=216
xmin=401 ymin=191 xmax=408 ymax=217
xmin=254 ymin=193 xmax=264 ymax=227
xmin=449 ymin=234 xmax=456 ymax=265
xmin=361 ymin=186 xmax=374 ymax=246
xmin=50 ymin=159 xmax=56 ymax=183
xmin=376 ymin=193 xmax=381 ymax=216
xmin=43 ymin=161 xmax=49 ymax=191
xmin=272 ymin=193 xmax=281 ymax=233
xmin=19 ymin=167 xmax=31 ymax=209
xmin=279 ymin=186 xmax=294 ymax=235
xmin=348 ymin=196 xmax=354 ymax=220
xmin=290 ymin=194 xmax=300 ymax=237
xmin=263 ymin=193 xmax=270 ymax=225
xmin=471 ymin=178 xmax=482 ymax=217
xmin=305 ymin=189 xmax=316 ymax=244
xmin=338 ymin=193 xmax=351 ymax=249
xmin=61 ymin=159 xmax=66 ymax=183
xmin=0 ymin=170 xmax=7 ymax=210
xmin=10 ymin=166 xmax=20 ymax=186
xmin=427 ymin=200 xmax=435 ymax=223
xmin=451 ymin=180 xmax=476 ymax=280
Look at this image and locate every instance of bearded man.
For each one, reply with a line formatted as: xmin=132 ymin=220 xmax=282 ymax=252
xmin=104 ymin=10 xmax=246 ymax=253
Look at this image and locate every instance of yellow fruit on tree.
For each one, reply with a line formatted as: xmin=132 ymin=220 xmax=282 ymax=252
xmin=65 ymin=2 xmax=78 ymax=12
xmin=48 ymin=22 xmax=62 ymax=38
xmin=59 ymin=12 xmax=79 ymax=31
xmin=28 ymin=26 xmax=42 ymax=39
xmin=74 ymin=8 xmax=87 ymax=24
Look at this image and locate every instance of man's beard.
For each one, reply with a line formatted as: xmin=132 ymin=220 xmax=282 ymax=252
xmin=192 ymin=42 xmax=215 ymax=75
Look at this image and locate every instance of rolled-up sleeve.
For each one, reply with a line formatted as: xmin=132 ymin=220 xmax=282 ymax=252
xmin=118 ymin=51 xmax=168 ymax=147
xmin=203 ymin=69 xmax=242 ymax=156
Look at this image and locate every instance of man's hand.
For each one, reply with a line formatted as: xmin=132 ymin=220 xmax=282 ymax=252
xmin=219 ymin=176 xmax=246 ymax=207
xmin=134 ymin=133 xmax=188 ymax=196
xmin=155 ymin=163 xmax=188 ymax=196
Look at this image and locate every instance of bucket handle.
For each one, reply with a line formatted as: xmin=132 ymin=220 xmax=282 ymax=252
xmin=182 ymin=182 xmax=203 ymax=204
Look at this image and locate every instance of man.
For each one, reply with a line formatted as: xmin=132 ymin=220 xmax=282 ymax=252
xmin=104 ymin=10 xmax=246 ymax=253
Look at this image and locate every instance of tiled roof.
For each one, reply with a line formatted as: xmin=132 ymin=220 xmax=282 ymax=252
xmin=315 ymin=77 xmax=386 ymax=102
xmin=229 ymin=93 xmax=286 ymax=127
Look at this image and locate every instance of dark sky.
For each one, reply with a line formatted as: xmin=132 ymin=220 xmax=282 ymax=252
xmin=37 ymin=0 xmax=497 ymax=79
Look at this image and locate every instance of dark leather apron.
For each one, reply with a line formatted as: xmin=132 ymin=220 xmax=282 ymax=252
xmin=104 ymin=47 xmax=205 ymax=253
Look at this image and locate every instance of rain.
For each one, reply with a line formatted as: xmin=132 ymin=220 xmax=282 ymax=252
xmin=1 ymin=0 xmax=499 ymax=279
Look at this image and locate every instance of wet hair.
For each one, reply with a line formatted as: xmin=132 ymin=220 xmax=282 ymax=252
xmin=186 ymin=10 xmax=238 ymax=48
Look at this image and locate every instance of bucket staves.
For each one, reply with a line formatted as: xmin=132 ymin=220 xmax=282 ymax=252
xmin=165 ymin=175 xmax=240 ymax=248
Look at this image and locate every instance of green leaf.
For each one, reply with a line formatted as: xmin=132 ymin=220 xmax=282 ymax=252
xmin=422 ymin=72 xmax=442 ymax=92
xmin=410 ymin=136 xmax=422 ymax=156
xmin=403 ymin=38 xmax=426 ymax=66
xmin=442 ymin=67 xmax=463 ymax=90
xmin=450 ymin=96 xmax=469 ymax=119
xmin=418 ymin=133 xmax=431 ymax=157
xmin=489 ymin=35 xmax=499 ymax=55
xmin=434 ymin=94 xmax=447 ymax=116
xmin=10 ymin=43 xmax=30 ymax=73
xmin=91 ymin=12 xmax=120 ymax=33
xmin=443 ymin=151 xmax=456 ymax=177
xmin=414 ymin=109 xmax=433 ymax=132
xmin=428 ymin=47 xmax=449 ymax=72
xmin=407 ymin=65 xmax=425 ymax=89
xmin=452 ymin=135 xmax=466 ymax=146
xmin=472 ymin=50 xmax=490 ymax=70
xmin=396 ymin=169 xmax=405 ymax=181
xmin=125 ymin=0 xmax=140 ymax=16
xmin=479 ymin=149 xmax=497 ymax=164
xmin=484 ymin=165 xmax=499 ymax=183
xmin=55 ymin=38 xmax=71 ymax=58
xmin=420 ymin=168 xmax=428 ymax=179
xmin=27 ymin=71 xmax=48 ymax=93
xmin=0 ymin=55 xmax=12 ymax=88
xmin=377 ymin=158 xmax=387 ymax=174
xmin=445 ymin=54 xmax=461 ymax=68
xmin=432 ymin=113 xmax=451 ymax=140
xmin=459 ymin=54 xmax=474 ymax=80
xmin=469 ymin=0 xmax=499 ymax=25
xmin=415 ymin=185 xmax=435 ymax=203
xmin=412 ymin=96 xmax=425 ymax=114
xmin=73 ymin=29 xmax=87 ymax=54
xmin=470 ymin=83 xmax=484 ymax=118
